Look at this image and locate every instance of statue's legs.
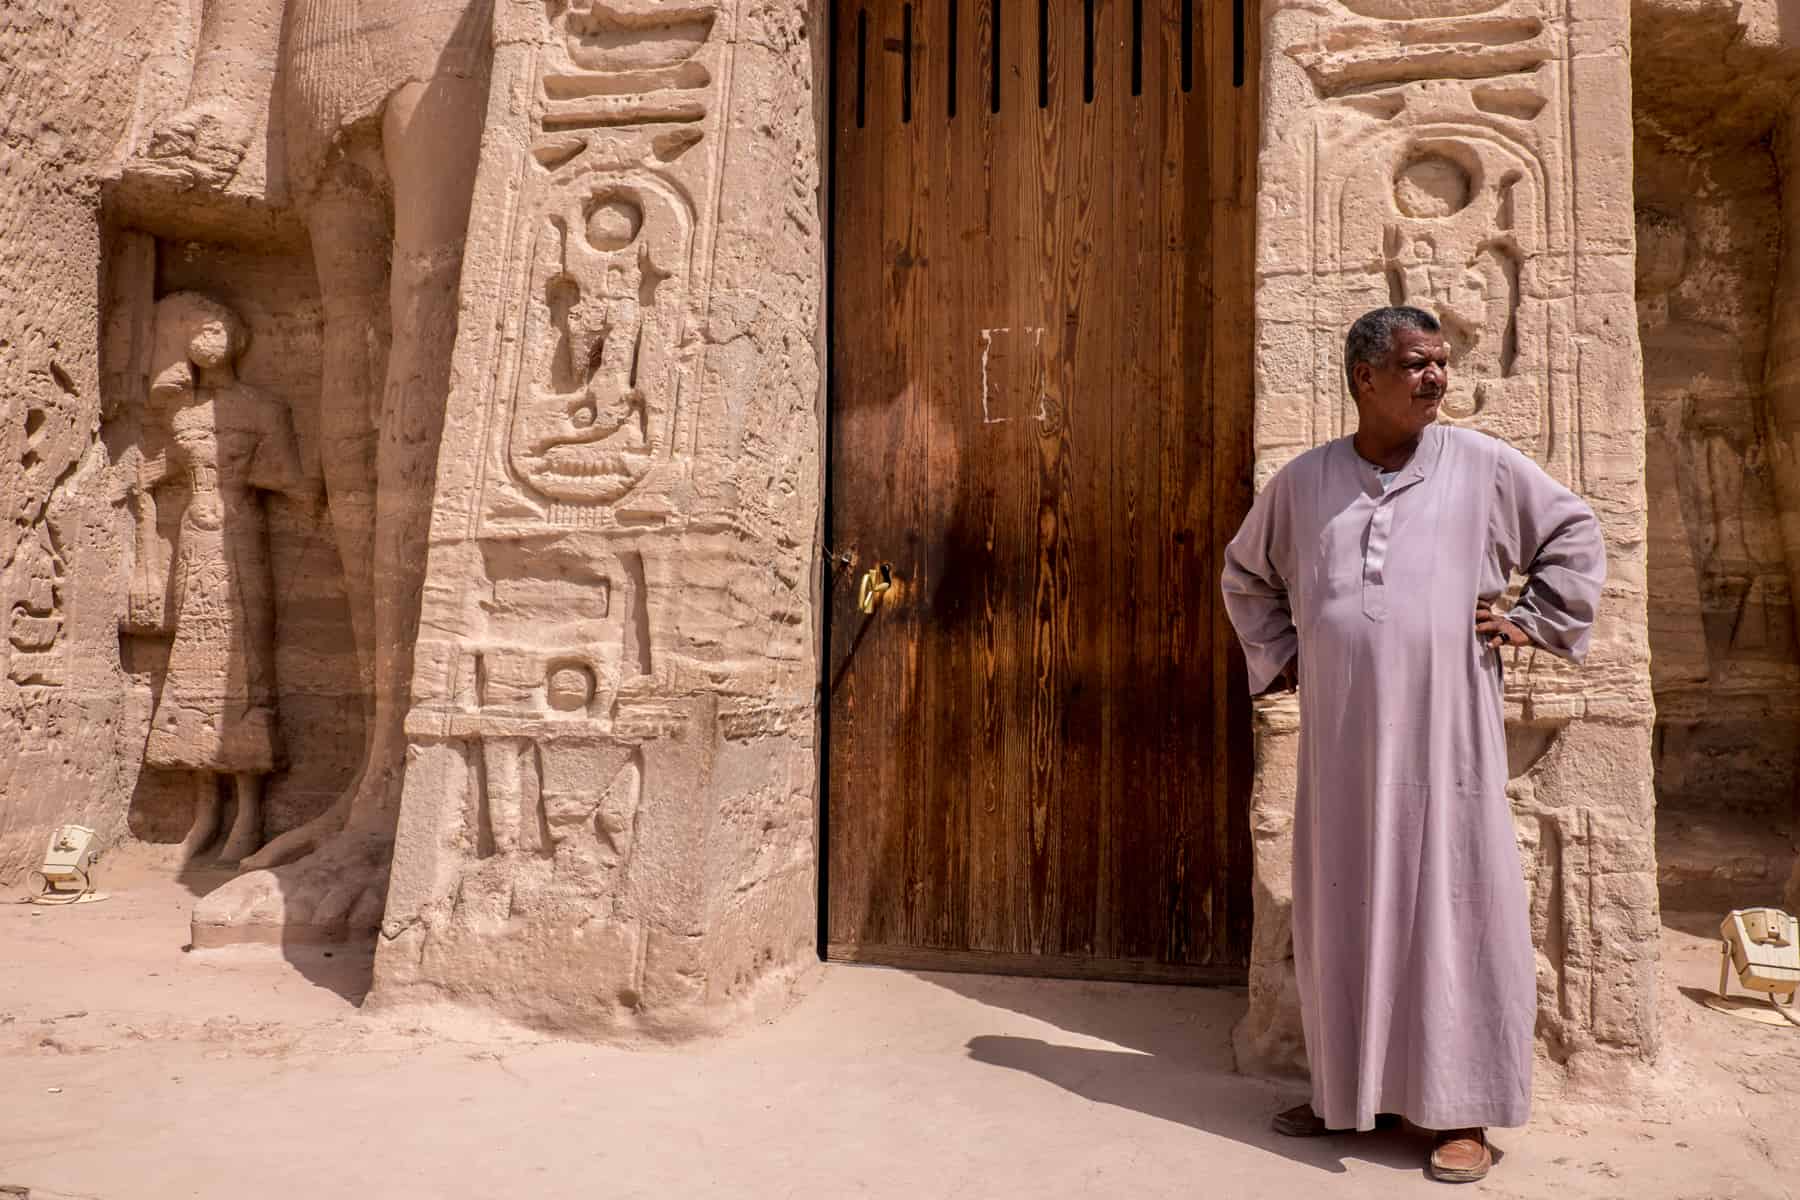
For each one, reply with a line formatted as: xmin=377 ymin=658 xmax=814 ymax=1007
xmin=179 ymin=774 xmax=221 ymax=863
xmin=142 ymin=0 xmax=285 ymax=181
xmin=217 ymin=773 xmax=265 ymax=866
xmin=353 ymin=74 xmax=487 ymax=834
xmin=194 ymin=72 xmax=486 ymax=943
xmin=237 ymin=172 xmax=389 ymax=870
xmin=305 ymin=180 xmax=388 ymax=671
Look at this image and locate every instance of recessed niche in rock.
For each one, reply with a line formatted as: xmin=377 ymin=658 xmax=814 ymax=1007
xmin=1394 ymin=153 xmax=1473 ymax=218
xmin=1634 ymin=207 xmax=1687 ymax=295
xmin=586 ymin=196 xmax=643 ymax=252
xmin=546 ymin=663 xmax=596 ymax=711
xmin=100 ymin=227 xmax=363 ymax=865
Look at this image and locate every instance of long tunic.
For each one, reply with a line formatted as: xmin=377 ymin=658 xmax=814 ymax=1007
xmin=1220 ymin=423 xmax=1605 ymax=1132
xmin=283 ymin=0 xmax=488 ymax=197
xmin=144 ymin=385 xmax=304 ymax=774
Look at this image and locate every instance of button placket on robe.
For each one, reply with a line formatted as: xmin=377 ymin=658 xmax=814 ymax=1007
xmin=1361 ymin=469 xmax=1426 ymax=622
xmin=1362 ymin=494 xmax=1392 ymax=621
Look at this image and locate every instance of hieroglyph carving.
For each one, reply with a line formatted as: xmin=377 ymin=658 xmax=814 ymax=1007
xmin=122 ymin=293 xmax=310 ymax=865
xmin=1286 ymin=0 xmax=1577 ymax=484
xmin=483 ymin=0 xmax=724 ymax=530
xmin=513 ymin=175 xmax=692 ymax=510
xmin=5 ymin=522 xmax=66 ymax=686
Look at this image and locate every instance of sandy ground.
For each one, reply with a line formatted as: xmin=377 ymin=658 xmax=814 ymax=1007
xmin=2 ymin=854 xmax=1797 ymax=1200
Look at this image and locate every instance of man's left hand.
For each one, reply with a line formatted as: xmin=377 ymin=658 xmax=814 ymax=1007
xmin=1474 ymin=603 xmax=1530 ymax=651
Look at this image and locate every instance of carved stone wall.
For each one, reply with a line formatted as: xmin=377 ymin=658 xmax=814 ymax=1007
xmin=0 ymin=7 xmax=324 ymax=878
xmin=103 ymin=233 xmax=363 ymax=857
xmin=0 ymin=7 xmax=146 ymax=880
xmin=0 ymin=0 xmax=369 ymax=882
xmin=1245 ymin=0 xmax=1658 ymax=1089
xmin=374 ymin=0 xmax=821 ymax=1036
xmin=1632 ymin=0 xmax=1800 ymax=915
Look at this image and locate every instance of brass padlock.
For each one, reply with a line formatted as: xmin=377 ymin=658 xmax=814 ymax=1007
xmin=857 ymin=563 xmax=893 ymax=614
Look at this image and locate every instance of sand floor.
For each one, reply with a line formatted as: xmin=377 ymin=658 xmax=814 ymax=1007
xmin=2 ymin=853 xmax=1796 ymax=1199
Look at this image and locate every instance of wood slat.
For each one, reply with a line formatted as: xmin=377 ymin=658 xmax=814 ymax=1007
xmin=827 ymin=0 xmax=1256 ymax=980
xmin=829 ymin=942 xmax=1247 ymax=987
xmin=828 ymin=0 xmax=892 ymax=949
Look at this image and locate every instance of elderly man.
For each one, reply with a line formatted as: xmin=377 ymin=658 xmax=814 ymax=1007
xmin=1221 ymin=306 xmax=1605 ymax=1183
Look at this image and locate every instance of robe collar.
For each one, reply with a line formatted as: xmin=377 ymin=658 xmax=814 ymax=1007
xmin=1349 ymin=421 xmax=1446 ymax=500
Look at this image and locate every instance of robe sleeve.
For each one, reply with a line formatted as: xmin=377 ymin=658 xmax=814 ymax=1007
xmin=1489 ymin=443 xmax=1606 ymax=663
xmin=1221 ymin=469 xmax=1299 ymax=695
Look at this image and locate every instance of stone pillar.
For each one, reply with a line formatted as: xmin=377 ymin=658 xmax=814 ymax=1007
xmin=1232 ymin=699 xmax=1305 ymax=1076
xmin=372 ymin=0 xmax=822 ymax=1036
xmin=1242 ymin=0 xmax=1658 ymax=1087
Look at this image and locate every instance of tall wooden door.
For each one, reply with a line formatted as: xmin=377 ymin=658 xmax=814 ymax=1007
xmin=825 ymin=0 xmax=1257 ymax=982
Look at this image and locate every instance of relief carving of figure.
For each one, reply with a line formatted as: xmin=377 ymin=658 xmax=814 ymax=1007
xmin=1383 ymin=149 xmax=1529 ymax=423
xmin=130 ymin=0 xmax=494 ymax=932
xmin=127 ymin=293 xmax=310 ymax=865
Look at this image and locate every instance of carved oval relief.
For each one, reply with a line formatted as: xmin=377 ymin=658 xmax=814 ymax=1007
xmin=585 ymin=196 xmax=643 ymax=252
xmin=1394 ymin=153 xmax=1472 ymax=218
xmin=1338 ymin=0 xmax=1505 ymax=18
xmin=547 ymin=664 xmax=597 ymax=712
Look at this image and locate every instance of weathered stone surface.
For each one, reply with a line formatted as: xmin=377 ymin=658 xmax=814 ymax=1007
xmin=0 ymin=4 xmax=361 ymax=882
xmin=368 ymin=0 xmax=821 ymax=1034
xmin=1632 ymin=0 xmax=1800 ymax=917
xmin=2 ymin=0 xmax=819 ymax=1037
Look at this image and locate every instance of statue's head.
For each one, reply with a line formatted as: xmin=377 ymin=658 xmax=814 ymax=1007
xmin=149 ymin=292 xmax=249 ymax=401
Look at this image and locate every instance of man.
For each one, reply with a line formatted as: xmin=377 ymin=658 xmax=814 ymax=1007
xmin=1220 ymin=307 xmax=1605 ymax=1183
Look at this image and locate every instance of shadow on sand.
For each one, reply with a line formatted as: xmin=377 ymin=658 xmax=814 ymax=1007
xmin=174 ymin=861 xmax=374 ymax=1005
xmin=911 ymin=969 xmax=1467 ymax=1178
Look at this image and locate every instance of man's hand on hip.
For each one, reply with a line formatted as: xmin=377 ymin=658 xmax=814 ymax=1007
xmin=1474 ymin=603 xmax=1530 ymax=651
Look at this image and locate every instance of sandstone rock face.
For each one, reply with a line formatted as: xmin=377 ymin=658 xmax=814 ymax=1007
xmin=366 ymin=0 xmax=823 ymax=1035
xmin=0 ymin=5 xmax=362 ymax=882
xmin=2 ymin=0 xmax=819 ymax=1037
xmin=1632 ymin=0 xmax=1800 ymax=916
xmin=0 ymin=5 xmax=149 ymax=882
xmin=1246 ymin=0 xmax=1660 ymax=1087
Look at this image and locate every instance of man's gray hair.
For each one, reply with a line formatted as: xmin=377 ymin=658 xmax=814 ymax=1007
xmin=1344 ymin=306 xmax=1440 ymax=399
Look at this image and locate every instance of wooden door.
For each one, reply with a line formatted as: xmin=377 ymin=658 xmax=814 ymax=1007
xmin=825 ymin=0 xmax=1257 ymax=982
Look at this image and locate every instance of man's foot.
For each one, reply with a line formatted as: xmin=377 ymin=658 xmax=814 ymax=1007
xmin=1427 ymin=1129 xmax=1491 ymax=1183
xmin=1270 ymin=1104 xmax=1402 ymax=1137
xmin=1271 ymin=1103 xmax=1330 ymax=1137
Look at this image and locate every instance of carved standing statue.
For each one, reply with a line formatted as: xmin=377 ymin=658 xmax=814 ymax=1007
xmin=126 ymin=293 xmax=308 ymax=866
xmin=137 ymin=0 xmax=493 ymax=936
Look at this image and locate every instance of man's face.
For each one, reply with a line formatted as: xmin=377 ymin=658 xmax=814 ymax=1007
xmin=1355 ymin=326 xmax=1448 ymax=438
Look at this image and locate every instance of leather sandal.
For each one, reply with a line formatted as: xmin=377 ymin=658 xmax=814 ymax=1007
xmin=1271 ymin=1103 xmax=1331 ymax=1137
xmin=1428 ymin=1128 xmax=1492 ymax=1183
xmin=1270 ymin=1103 xmax=1402 ymax=1137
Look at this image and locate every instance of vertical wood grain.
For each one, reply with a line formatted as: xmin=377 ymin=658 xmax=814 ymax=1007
xmin=828 ymin=0 xmax=1256 ymax=979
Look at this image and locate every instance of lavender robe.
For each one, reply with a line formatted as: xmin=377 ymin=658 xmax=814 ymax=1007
xmin=1221 ymin=423 xmax=1604 ymax=1131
